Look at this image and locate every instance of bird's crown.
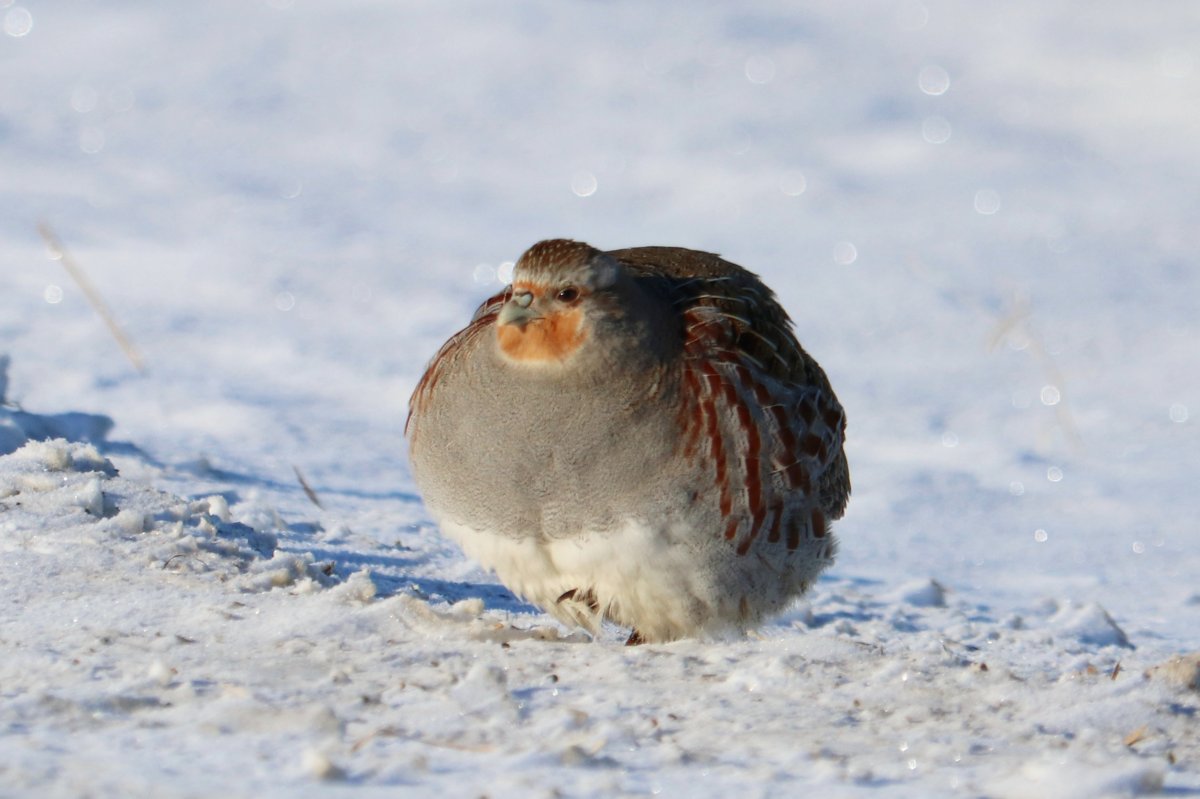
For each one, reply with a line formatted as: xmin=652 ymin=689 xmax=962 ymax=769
xmin=513 ymin=239 xmax=618 ymax=292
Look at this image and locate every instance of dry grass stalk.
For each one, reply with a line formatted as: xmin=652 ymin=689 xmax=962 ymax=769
xmin=294 ymin=465 xmax=323 ymax=508
xmin=37 ymin=222 xmax=147 ymax=374
xmin=1123 ymin=725 xmax=1148 ymax=747
xmin=989 ymin=292 xmax=1082 ymax=452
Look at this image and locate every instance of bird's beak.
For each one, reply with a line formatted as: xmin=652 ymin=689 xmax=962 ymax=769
xmin=497 ymin=290 xmax=539 ymax=328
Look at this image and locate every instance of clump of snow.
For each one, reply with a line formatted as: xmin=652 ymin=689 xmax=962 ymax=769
xmin=147 ymin=659 xmax=175 ymax=687
xmin=329 ymin=568 xmax=378 ymax=604
xmin=231 ymin=496 xmax=290 ymax=538
xmin=0 ymin=436 xmax=330 ymax=595
xmin=73 ymin=475 xmax=105 ymax=516
xmin=1049 ymin=601 xmax=1133 ymax=650
xmin=205 ymin=494 xmax=232 ymax=523
xmin=4 ymin=438 xmax=115 ymax=477
xmin=1146 ymin=653 xmax=1200 ymax=692
xmin=448 ymin=597 xmax=485 ymax=618
xmin=107 ymin=507 xmax=148 ymax=535
xmin=301 ymin=749 xmax=346 ymax=782
xmin=884 ymin=578 xmax=947 ymax=608
xmin=0 ymin=441 xmax=116 ymax=521
xmin=233 ymin=551 xmax=330 ymax=593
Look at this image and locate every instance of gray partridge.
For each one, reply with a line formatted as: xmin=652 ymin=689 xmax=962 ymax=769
xmin=406 ymin=239 xmax=849 ymax=644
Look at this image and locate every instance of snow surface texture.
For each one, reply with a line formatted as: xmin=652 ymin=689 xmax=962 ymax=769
xmin=2 ymin=1 xmax=1198 ymax=796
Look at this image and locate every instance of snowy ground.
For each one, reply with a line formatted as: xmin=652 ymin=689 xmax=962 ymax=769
xmin=2 ymin=1 xmax=1199 ymax=796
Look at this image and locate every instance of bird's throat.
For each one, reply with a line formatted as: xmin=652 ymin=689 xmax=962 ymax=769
xmin=496 ymin=308 xmax=588 ymax=364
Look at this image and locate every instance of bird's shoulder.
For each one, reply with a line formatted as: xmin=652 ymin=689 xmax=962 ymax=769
xmin=605 ymin=246 xmax=812 ymax=387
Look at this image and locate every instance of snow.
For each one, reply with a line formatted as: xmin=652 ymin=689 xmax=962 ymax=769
xmin=2 ymin=1 xmax=1199 ymax=796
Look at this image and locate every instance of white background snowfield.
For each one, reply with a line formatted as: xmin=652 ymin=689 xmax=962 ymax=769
xmin=2 ymin=2 xmax=1198 ymax=797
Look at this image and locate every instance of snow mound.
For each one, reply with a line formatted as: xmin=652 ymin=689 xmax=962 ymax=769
xmin=1146 ymin=653 xmax=1200 ymax=692
xmin=2 ymin=437 xmax=115 ymax=480
xmin=989 ymin=755 xmax=1163 ymax=799
xmin=0 ymin=438 xmax=333 ymax=592
xmin=1049 ymin=602 xmax=1133 ymax=650
xmin=883 ymin=578 xmax=947 ymax=608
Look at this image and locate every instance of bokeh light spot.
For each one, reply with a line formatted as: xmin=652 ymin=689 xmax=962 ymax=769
xmin=973 ymin=189 xmax=1001 ymax=215
xmin=3 ymin=6 xmax=32 ymax=37
xmin=472 ymin=263 xmax=496 ymax=285
xmin=778 ymin=171 xmax=806 ymax=197
xmin=274 ymin=291 xmax=296 ymax=312
xmin=71 ymin=85 xmax=99 ymax=114
xmin=1034 ymin=528 xmax=1048 ymax=543
xmin=896 ymin=1 xmax=929 ymax=31
xmin=570 ymin=171 xmax=597 ymax=197
xmin=496 ymin=261 xmax=515 ymax=284
xmin=44 ymin=284 xmax=63 ymax=304
xmin=744 ymin=55 xmax=776 ymax=85
xmin=279 ymin=179 xmax=303 ymax=199
xmin=833 ymin=241 xmax=858 ymax=265
xmin=918 ymin=65 xmax=950 ymax=96
xmin=1039 ymin=385 xmax=1061 ymax=406
xmin=1046 ymin=466 xmax=1063 ymax=483
xmin=1169 ymin=403 xmax=1188 ymax=423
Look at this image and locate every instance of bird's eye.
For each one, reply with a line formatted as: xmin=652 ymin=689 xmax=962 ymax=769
xmin=556 ymin=286 xmax=581 ymax=303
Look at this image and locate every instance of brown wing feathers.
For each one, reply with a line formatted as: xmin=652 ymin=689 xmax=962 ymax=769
xmin=609 ymin=246 xmax=850 ymax=538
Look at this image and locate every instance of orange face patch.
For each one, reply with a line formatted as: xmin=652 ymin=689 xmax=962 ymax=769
xmin=496 ymin=307 xmax=588 ymax=363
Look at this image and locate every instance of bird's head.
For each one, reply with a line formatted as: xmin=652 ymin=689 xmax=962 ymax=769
xmin=494 ymin=239 xmax=624 ymax=367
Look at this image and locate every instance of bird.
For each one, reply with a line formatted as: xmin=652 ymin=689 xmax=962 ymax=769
xmin=406 ymin=239 xmax=849 ymax=644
